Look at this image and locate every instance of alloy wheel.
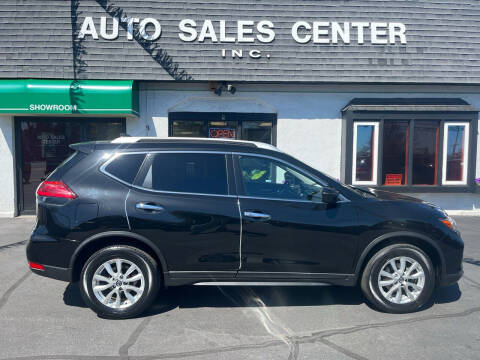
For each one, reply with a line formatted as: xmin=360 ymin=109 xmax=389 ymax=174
xmin=377 ymin=256 xmax=425 ymax=304
xmin=91 ymin=258 xmax=145 ymax=309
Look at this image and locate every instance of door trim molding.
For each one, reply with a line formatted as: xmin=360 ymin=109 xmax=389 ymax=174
xmin=194 ymin=281 xmax=331 ymax=286
xmin=236 ymin=271 xmax=355 ymax=279
xmin=166 ymin=270 xmax=357 ymax=287
xmin=168 ymin=271 xmax=237 ymax=278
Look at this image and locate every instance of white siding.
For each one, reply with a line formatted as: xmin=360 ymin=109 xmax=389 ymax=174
xmin=0 ymin=116 xmax=16 ymax=217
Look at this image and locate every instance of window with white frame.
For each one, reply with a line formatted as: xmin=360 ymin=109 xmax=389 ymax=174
xmin=442 ymin=122 xmax=469 ymax=185
xmin=352 ymin=122 xmax=379 ymax=185
xmin=351 ymin=119 xmax=472 ymax=188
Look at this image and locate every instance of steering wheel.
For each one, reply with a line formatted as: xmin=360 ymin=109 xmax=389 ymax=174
xmin=277 ymin=179 xmax=304 ymax=199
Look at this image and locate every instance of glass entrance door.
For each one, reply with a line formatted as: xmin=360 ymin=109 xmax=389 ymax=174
xmin=169 ymin=112 xmax=276 ymax=145
xmin=16 ymin=117 xmax=125 ymax=214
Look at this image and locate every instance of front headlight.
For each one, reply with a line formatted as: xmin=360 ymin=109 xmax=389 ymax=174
xmin=426 ymin=204 xmax=459 ymax=233
xmin=440 ymin=215 xmax=458 ymax=232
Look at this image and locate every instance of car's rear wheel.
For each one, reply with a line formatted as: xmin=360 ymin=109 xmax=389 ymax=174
xmin=360 ymin=243 xmax=435 ymax=313
xmin=80 ymin=245 xmax=159 ymax=319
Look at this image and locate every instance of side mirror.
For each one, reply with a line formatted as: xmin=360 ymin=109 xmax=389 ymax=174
xmin=322 ymin=187 xmax=339 ymax=206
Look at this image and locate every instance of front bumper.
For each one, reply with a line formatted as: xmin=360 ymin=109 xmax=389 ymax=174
xmin=439 ymin=269 xmax=463 ymax=287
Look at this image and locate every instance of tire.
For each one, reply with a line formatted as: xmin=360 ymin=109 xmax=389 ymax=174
xmin=80 ymin=245 xmax=160 ymax=319
xmin=360 ymin=244 xmax=435 ymax=313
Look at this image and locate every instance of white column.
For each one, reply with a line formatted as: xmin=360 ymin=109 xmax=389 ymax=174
xmin=477 ymin=118 xmax=480 ymax=178
xmin=151 ymin=117 xmax=168 ymax=137
xmin=0 ymin=116 xmax=16 ymax=217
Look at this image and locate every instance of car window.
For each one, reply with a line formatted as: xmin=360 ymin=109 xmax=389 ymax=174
xmin=238 ymin=155 xmax=323 ymax=201
xmin=103 ymin=153 xmax=146 ymax=184
xmin=141 ymin=153 xmax=228 ymax=195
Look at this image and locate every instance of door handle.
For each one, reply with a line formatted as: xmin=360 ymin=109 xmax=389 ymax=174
xmin=244 ymin=211 xmax=271 ymax=221
xmin=136 ymin=202 xmax=164 ymax=212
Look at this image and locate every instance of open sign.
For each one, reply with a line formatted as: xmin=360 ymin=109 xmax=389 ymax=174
xmin=209 ymin=128 xmax=236 ymax=139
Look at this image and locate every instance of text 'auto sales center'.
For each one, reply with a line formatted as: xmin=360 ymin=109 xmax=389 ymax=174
xmin=1 ymin=0 xmax=480 ymax=216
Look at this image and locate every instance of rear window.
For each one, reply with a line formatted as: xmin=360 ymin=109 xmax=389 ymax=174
xmin=140 ymin=153 xmax=228 ymax=195
xmin=103 ymin=153 xmax=146 ymax=184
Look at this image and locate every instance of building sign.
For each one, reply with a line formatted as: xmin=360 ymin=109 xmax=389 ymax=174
xmin=0 ymin=80 xmax=139 ymax=116
xmin=29 ymin=104 xmax=78 ymax=112
xmin=209 ymin=128 xmax=236 ymax=139
xmin=79 ymin=17 xmax=407 ymax=59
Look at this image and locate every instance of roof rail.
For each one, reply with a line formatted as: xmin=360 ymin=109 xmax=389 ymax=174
xmin=110 ymin=136 xmax=280 ymax=151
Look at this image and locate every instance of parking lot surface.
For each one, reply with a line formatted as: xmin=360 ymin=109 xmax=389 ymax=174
xmin=0 ymin=216 xmax=479 ymax=360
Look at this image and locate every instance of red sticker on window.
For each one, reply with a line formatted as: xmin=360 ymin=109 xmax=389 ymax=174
xmin=385 ymin=174 xmax=402 ymax=186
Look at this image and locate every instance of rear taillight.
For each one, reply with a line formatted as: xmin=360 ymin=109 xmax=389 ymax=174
xmin=29 ymin=262 xmax=45 ymax=271
xmin=36 ymin=181 xmax=77 ymax=199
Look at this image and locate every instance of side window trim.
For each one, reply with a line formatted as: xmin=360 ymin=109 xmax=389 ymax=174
xmin=133 ymin=152 xmax=151 ymax=186
xmin=133 ymin=152 xmax=154 ymax=188
xmin=102 ymin=150 xmax=350 ymax=201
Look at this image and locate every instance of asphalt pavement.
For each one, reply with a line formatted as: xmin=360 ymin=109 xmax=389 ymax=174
xmin=0 ymin=216 xmax=479 ymax=360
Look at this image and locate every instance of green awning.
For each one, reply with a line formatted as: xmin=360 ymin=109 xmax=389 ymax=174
xmin=0 ymin=79 xmax=139 ymax=116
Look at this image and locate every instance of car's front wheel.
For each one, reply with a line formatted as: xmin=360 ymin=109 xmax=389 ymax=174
xmin=360 ymin=244 xmax=435 ymax=313
xmin=80 ymin=245 xmax=159 ymax=319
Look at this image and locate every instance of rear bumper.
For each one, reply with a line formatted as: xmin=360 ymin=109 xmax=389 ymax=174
xmin=30 ymin=264 xmax=72 ymax=282
xmin=26 ymin=233 xmax=76 ymax=282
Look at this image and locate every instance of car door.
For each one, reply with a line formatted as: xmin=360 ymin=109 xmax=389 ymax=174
xmin=125 ymin=151 xmax=241 ymax=278
xmin=235 ymin=153 xmax=359 ymax=279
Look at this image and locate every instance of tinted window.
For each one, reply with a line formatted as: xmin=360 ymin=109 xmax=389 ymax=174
xmin=238 ymin=155 xmax=323 ymax=201
xmin=412 ymin=121 xmax=439 ymax=185
xmin=104 ymin=153 xmax=146 ymax=184
xmin=141 ymin=153 xmax=228 ymax=195
xmin=382 ymin=121 xmax=409 ymax=185
xmin=171 ymin=120 xmax=206 ymax=137
xmin=241 ymin=121 xmax=272 ymax=144
xmin=445 ymin=124 xmax=466 ymax=182
xmin=355 ymin=124 xmax=376 ymax=182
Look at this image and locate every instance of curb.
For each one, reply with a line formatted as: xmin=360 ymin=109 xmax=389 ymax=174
xmin=446 ymin=210 xmax=480 ymax=216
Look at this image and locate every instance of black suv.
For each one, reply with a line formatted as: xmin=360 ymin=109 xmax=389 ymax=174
xmin=27 ymin=137 xmax=463 ymax=318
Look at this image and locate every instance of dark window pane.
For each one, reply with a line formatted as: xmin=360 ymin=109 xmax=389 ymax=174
xmin=382 ymin=121 xmax=409 ymax=185
xmin=445 ymin=125 xmax=466 ymax=182
xmin=208 ymin=121 xmax=238 ymax=139
xmin=238 ymin=156 xmax=323 ymax=201
xmin=21 ymin=120 xmax=82 ymax=211
xmin=104 ymin=154 xmax=146 ymax=184
xmin=412 ymin=121 xmax=439 ymax=185
xmin=241 ymin=121 xmax=273 ymax=144
xmin=142 ymin=153 xmax=228 ymax=195
xmin=19 ymin=118 xmax=125 ymax=212
xmin=85 ymin=122 xmax=124 ymax=141
xmin=355 ymin=124 xmax=375 ymax=182
xmin=171 ymin=120 xmax=206 ymax=137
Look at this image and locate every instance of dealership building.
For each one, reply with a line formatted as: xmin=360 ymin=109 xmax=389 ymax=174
xmin=1 ymin=0 xmax=480 ymax=216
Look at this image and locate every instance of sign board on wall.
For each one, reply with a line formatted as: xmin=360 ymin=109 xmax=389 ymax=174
xmin=3 ymin=1 xmax=480 ymax=84
xmin=0 ymin=80 xmax=139 ymax=116
xmin=79 ymin=17 xmax=407 ymax=60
